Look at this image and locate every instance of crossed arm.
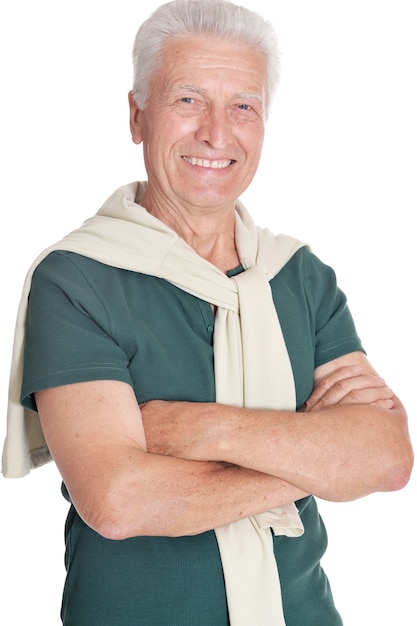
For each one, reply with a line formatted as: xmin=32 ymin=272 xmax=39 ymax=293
xmin=35 ymin=351 xmax=413 ymax=539
xmin=142 ymin=352 xmax=411 ymax=501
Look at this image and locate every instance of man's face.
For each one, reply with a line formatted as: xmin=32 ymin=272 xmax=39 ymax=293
xmin=129 ymin=35 xmax=267 ymax=215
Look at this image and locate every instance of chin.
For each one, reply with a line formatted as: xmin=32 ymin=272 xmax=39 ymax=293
xmin=181 ymin=181 xmax=242 ymax=208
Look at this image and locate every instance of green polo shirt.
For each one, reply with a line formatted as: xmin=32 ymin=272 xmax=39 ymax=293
xmin=22 ymin=247 xmax=362 ymax=625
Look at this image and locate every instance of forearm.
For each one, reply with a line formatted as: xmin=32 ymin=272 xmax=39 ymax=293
xmin=79 ymin=451 xmax=307 ymax=539
xmin=209 ymin=399 xmax=411 ymax=500
xmin=35 ymin=381 xmax=307 ymax=541
xmin=143 ymin=398 xmax=412 ymax=502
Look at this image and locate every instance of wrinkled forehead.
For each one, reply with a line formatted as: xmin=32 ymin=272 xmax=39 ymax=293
xmin=156 ymin=34 xmax=268 ymax=97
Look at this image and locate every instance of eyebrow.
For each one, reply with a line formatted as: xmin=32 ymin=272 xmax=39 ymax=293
xmin=234 ymin=92 xmax=265 ymax=104
xmin=171 ymin=84 xmax=207 ymax=95
xmin=172 ymin=84 xmax=265 ymax=106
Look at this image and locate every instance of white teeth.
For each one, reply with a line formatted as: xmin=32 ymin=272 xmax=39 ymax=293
xmin=183 ymin=156 xmax=232 ymax=169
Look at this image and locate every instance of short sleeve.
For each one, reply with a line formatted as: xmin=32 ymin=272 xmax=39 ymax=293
xmin=21 ymin=252 xmax=133 ymax=410
xmin=301 ymin=249 xmax=365 ymax=367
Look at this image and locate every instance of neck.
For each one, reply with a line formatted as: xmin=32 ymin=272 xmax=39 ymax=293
xmin=139 ymin=192 xmax=240 ymax=272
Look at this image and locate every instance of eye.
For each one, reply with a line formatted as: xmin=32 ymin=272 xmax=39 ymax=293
xmin=232 ymin=101 xmax=262 ymax=122
xmin=173 ymin=94 xmax=204 ymax=116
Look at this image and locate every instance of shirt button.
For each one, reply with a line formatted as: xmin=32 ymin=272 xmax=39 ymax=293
xmin=207 ymin=324 xmax=214 ymax=333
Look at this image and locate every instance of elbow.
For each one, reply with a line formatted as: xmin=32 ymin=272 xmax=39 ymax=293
xmin=72 ymin=485 xmax=149 ymax=541
xmin=386 ymin=466 xmax=412 ymax=492
xmin=95 ymin=511 xmax=197 ymax=542
xmin=80 ymin=486 xmax=194 ymax=541
xmin=322 ymin=442 xmax=414 ymax=503
xmin=95 ymin=516 xmax=137 ymax=542
xmin=92 ymin=490 xmax=168 ymax=540
xmin=80 ymin=499 xmax=139 ymax=542
xmin=374 ymin=407 xmax=414 ymax=494
xmin=373 ymin=429 xmax=414 ymax=495
xmin=89 ymin=510 xmax=154 ymax=542
xmin=383 ymin=447 xmax=414 ymax=493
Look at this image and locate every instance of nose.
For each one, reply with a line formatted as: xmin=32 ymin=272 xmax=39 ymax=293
xmin=194 ymin=105 xmax=233 ymax=149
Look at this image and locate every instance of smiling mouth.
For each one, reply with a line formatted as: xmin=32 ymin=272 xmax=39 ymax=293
xmin=182 ymin=156 xmax=235 ymax=169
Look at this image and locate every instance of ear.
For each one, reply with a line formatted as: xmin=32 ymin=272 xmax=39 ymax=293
xmin=128 ymin=91 xmax=143 ymax=145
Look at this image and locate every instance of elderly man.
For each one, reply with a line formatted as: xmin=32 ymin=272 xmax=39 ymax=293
xmin=3 ymin=1 xmax=412 ymax=624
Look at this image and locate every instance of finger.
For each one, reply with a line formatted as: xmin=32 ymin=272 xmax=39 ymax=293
xmin=307 ymin=372 xmax=385 ymax=409
xmin=308 ymin=365 xmax=363 ymax=407
xmin=337 ymin=385 xmax=394 ymax=406
xmin=305 ymin=376 xmax=392 ymax=411
xmin=366 ymin=398 xmax=395 ymax=409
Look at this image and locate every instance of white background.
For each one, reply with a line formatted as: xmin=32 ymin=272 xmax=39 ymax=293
xmin=1 ymin=1 xmax=416 ymax=624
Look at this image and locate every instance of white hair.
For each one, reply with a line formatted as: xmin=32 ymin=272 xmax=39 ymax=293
xmin=132 ymin=0 xmax=280 ymax=115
